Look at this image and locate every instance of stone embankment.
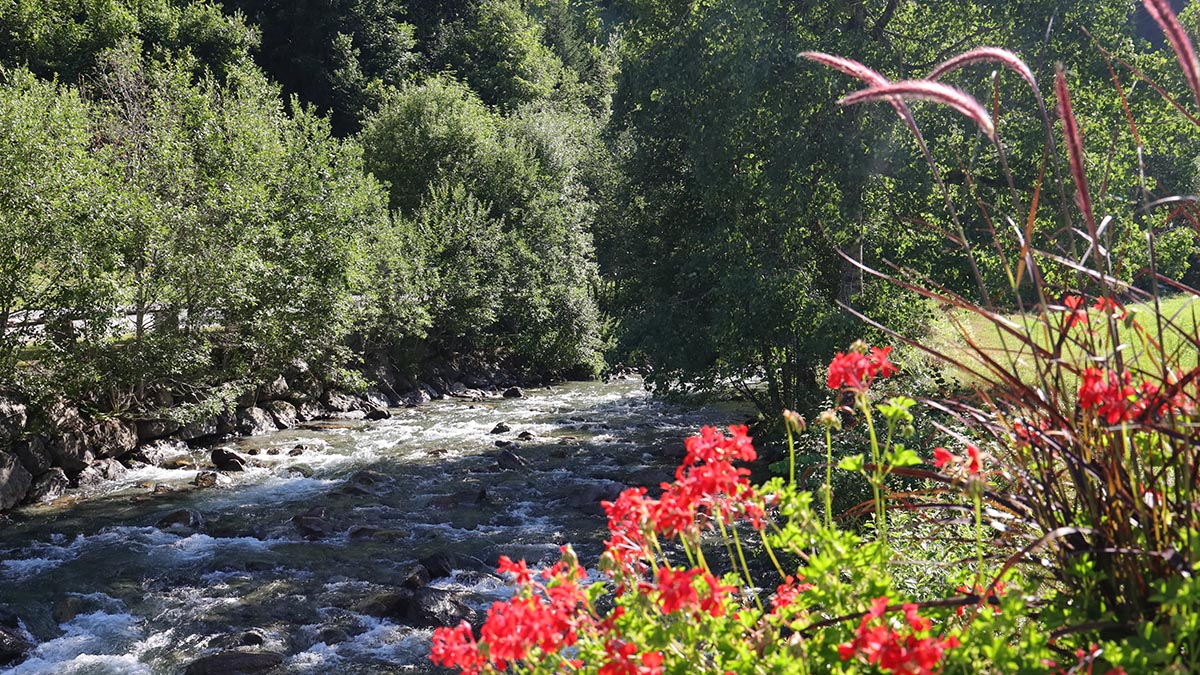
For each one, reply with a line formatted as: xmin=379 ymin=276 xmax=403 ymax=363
xmin=0 ymin=355 xmax=533 ymax=513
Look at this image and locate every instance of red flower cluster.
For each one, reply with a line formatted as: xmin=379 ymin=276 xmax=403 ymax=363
xmin=655 ymin=566 xmax=735 ymax=617
xmin=602 ymin=425 xmax=763 ymax=573
xmin=954 ymin=581 xmax=1005 ymax=616
xmin=430 ymin=546 xmax=588 ymax=674
xmin=1078 ymin=367 xmax=1196 ymax=423
xmin=827 ymin=344 xmax=897 ymax=392
xmin=1062 ymin=295 xmax=1089 ymax=328
xmin=770 ymin=575 xmax=814 ymax=614
xmin=932 ymin=445 xmax=982 ymax=475
xmin=599 ymin=640 xmax=663 ymax=675
xmin=838 ymin=597 xmax=959 ymax=675
xmin=434 ymin=426 xmax=767 ymax=675
xmin=1078 ymin=368 xmax=1136 ymax=424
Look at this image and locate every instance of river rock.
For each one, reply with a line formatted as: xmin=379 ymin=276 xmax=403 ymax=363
xmin=0 ymin=399 xmax=27 ymax=447
xmin=0 ymin=622 xmax=34 ymax=667
xmin=407 ymin=587 xmax=477 ymax=628
xmin=502 ymin=386 xmax=524 ymax=399
xmin=262 ymin=400 xmax=297 ymax=429
xmin=496 ymin=448 xmax=529 ymax=471
xmin=295 ymin=402 xmax=324 ymax=422
xmin=12 ymin=436 xmax=51 ymax=476
xmin=419 ymin=552 xmax=494 ymax=579
xmin=285 ymin=464 xmax=314 ymax=478
xmin=156 ymin=508 xmax=204 ymax=531
xmin=516 ymin=431 xmax=534 ymax=441
xmin=321 ymin=390 xmax=360 ymax=413
xmin=183 ymin=650 xmax=283 ymax=675
xmin=341 ymin=469 xmax=391 ymax=496
xmin=564 ymin=480 xmax=626 ymax=511
xmin=135 ymin=418 xmax=179 ymax=442
xmin=364 ymin=389 xmax=390 ymax=410
xmin=73 ymin=458 xmax=126 ymax=486
xmin=176 ymin=417 xmax=219 ymax=442
xmin=490 ymin=422 xmax=510 ymax=434
xmin=0 ymin=452 xmax=32 ymax=510
xmin=49 ymin=430 xmax=94 ymax=472
xmin=402 ymin=389 xmax=430 ymax=407
xmin=24 ymin=468 xmax=69 ymax=503
xmin=353 ymin=586 xmax=474 ymax=626
xmin=364 ymin=407 xmax=390 ymax=421
xmin=88 ymin=419 xmax=138 ymax=459
xmin=292 ymin=506 xmax=336 ymax=539
xmin=314 ymin=626 xmax=349 ymax=645
xmin=212 ymin=447 xmax=247 ymax=472
xmin=257 ymin=375 xmax=289 ymax=402
xmin=418 ymin=381 xmax=443 ymax=401
xmin=193 ymin=471 xmax=226 ymax=488
xmin=236 ymin=407 xmax=275 ymax=436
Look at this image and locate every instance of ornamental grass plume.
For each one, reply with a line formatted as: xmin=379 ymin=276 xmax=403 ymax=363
xmin=808 ymin=0 xmax=1200 ymax=640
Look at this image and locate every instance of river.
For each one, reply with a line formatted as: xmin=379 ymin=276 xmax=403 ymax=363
xmin=0 ymin=378 xmax=749 ymax=674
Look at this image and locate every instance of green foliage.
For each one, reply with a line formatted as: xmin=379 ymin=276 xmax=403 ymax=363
xmin=0 ymin=0 xmax=259 ymax=81
xmin=0 ymin=41 xmax=388 ymax=405
xmin=221 ymin=0 xmax=418 ymax=135
xmin=360 ymin=77 xmax=607 ymax=376
xmin=0 ymin=68 xmax=105 ymax=373
xmin=431 ymin=0 xmax=567 ymax=110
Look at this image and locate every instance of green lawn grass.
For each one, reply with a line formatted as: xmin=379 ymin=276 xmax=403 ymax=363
xmin=923 ymin=293 xmax=1200 ymax=390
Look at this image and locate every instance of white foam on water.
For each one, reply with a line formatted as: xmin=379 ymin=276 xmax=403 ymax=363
xmin=325 ymin=615 xmax=434 ymax=666
xmin=287 ymin=641 xmax=344 ymax=671
xmin=8 ymin=610 xmax=147 ymax=675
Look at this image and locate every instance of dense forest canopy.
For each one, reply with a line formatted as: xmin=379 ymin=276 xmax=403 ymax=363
xmin=0 ymin=0 xmax=1196 ymax=416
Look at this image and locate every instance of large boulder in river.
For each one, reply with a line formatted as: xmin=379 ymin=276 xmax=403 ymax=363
xmin=0 ymin=451 xmax=32 ymax=510
xmin=355 ymin=587 xmax=476 ymax=628
xmin=156 ymin=508 xmax=204 ymax=532
xmin=175 ymin=417 xmax=219 ymax=442
xmin=235 ymin=407 xmax=275 ymax=436
xmin=183 ymin=650 xmax=283 ymax=675
xmin=73 ymin=458 xmax=127 ymax=486
xmin=0 ymin=622 xmax=34 ymax=667
xmin=49 ymin=430 xmax=94 ymax=472
xmin=88 ymin=419 xmax=138 ymax=459
xmin=0 ymin=398 xmax=27 ymax=447
xmin=257 ymin=375 xmax=290 ymax=402
xmin=12 ymin=436 xmax=51 ymax=476
xmin=212 ymin=447 xmax=248 ymax=472
xmin=24 ymin=468 xmax=69 ymax=503
xmin=261 ymin=400 xmax=297 ymax=429
xmin=321 ymin=390 xmax=361 ymax=413
xmin=135 ymin=418 xmax=179 ymax=442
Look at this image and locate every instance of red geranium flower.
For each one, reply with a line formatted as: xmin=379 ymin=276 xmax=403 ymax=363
xmin=827 ymin=344 xmax=897 ymax=392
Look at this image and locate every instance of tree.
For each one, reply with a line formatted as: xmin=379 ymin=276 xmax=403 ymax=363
xmin=601 ymin=0 xmax=1170 ymax=413
xmin=0 ymin=68 xmax=103 ymax=374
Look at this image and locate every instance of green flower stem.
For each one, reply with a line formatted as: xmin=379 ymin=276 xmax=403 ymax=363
xmin=726 ymin=519 xmax=763 ymax=612
xmin=859 ymin=394 xmax=887 ymax=547
xmin=760 ymin=527 xmax=786 ymax=580
xmin=823 ymin=426 xmax=834 ymax=531
xmin=786 ymin=421 xmax=797 ymax=486
xmin=973 ymin=487 xmax=984 ymax=580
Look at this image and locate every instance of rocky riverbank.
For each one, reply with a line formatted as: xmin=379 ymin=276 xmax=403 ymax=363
xmin=0 ymin=354 xmax=540 ymax=515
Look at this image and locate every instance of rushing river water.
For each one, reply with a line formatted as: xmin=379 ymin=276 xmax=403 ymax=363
xmin=0 ymin=378 xmax=749 ymax=674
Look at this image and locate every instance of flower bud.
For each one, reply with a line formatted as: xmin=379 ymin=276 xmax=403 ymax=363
xmin=816 ymin=409 xmax=842 ymax=431
xmin=783 ymin=409 xmax=806 ymax=434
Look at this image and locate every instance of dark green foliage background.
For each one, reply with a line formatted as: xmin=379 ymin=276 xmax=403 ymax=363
xmin=0 ymin=0 xmax=1195 ymax=417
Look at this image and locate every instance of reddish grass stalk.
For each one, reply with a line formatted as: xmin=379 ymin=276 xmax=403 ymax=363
xmin=1142 ymin=0 xmax=1200 ymax=111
